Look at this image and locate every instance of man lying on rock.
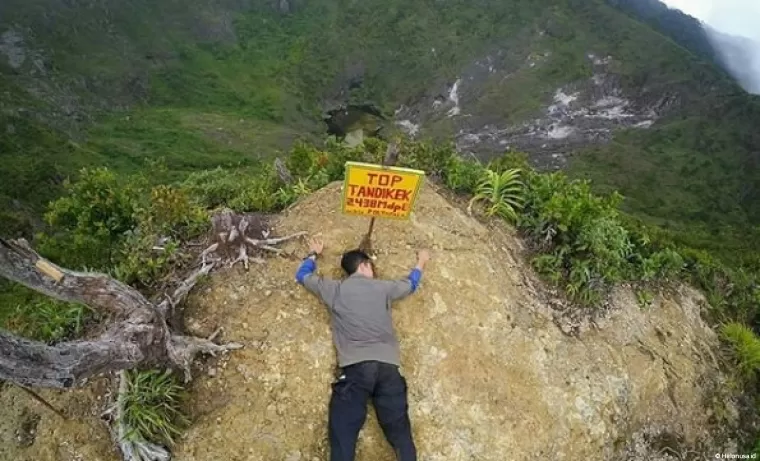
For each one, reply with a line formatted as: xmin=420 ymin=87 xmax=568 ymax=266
xmin=295 ymin=236 xmax=430 ymax=461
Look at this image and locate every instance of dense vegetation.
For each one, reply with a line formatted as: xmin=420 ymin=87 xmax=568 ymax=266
xmin=2 ymin=0 xmax=759 ymax=237
xmin=1 ymin=0 xmax=759 ymax=453
xmin=2 ymin=137 xmax=757 ymax=449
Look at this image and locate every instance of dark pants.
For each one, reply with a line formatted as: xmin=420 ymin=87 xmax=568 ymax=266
xmin=328 ymin=360 xmax=417 ymax=461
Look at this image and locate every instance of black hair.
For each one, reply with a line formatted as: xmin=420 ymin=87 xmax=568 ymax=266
xmin=341 ymin=249 xmax=372 ymax=275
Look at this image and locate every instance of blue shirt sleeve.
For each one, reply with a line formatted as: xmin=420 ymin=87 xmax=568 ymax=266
xmin=408 ymin=268 xmax=422 ymax=293
xmin=295 ymin=258 xmax=316 ymax=284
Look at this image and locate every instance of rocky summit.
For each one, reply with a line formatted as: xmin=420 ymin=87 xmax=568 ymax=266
xmin=0 ymin=0 xmax=758 ymax=459
xmin=174 ymin=183 xmax=733 ymax=461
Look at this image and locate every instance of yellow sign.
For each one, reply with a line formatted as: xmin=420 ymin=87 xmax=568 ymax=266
xmin=342 ymin=162 xmax=425 ymax=220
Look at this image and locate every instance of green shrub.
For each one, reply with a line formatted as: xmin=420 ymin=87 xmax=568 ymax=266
xmin=227 ymin=176 xmax=282 ymax=212
xmin=182 ymin=166 xmax=291 ymax=213
xmin=488 ymin=151 xmax=532 ymax=172
xmin=646 ymin=248 xmax=685 ymax=279
xmin=40 ymin=167 xmax=140 ymax=269
xmin=468 ymin=169 xmax=525 ymax=222
xmin=285 ymin=142 xmax=315 ymax=179
xmin=517 ymin=170 xmax=635 ymax=305
xmin=120 ymin=369 xmax=188 ymax=447
xmin=721 ymin=322 xmax=760 ymax=382
xmin=398 ymin=140 xmax=454 ymax=177
xmin=444 ymin=156 xmax=485 ymax=193
xmin=113 ymin=232 xmax=184 ymax=288
xmin=680 ymin=246 xmax=760 ymax=324
xmin=182 ymin=168 xmax=250 ymax=210
xmin=320 ymin=138 xmax=364 ymax=181
xmin=307 ymin=168 xmax=332 ymax=190
xmin=147 ymin=185 xmax=208 ymax=239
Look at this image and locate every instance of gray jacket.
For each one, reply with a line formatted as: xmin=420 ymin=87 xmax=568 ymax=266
xmin=297 ymin=262 xmax=423 ymax=367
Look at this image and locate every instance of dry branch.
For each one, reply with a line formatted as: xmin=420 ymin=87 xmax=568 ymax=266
xmin=0 ymin=210 xmax=305 ymax=461
xmin=0 ymin=238 xmax=241 ymax=389
xmin=274 ymin=157 xmax=294 ymax=185
xmin=156 ymin=262 xmax=215 ymax=318
xmin=0 ymin=239 xmax=154 ymax=317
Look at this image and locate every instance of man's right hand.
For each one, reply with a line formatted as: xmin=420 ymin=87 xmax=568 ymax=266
xmin=308 ymin=236 xmax=324 ymax=255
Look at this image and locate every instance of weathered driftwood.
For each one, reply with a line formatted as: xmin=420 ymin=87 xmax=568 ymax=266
xmin=0 ymin=214 xmax=309 ymax=461
xmin=0 ymin=238 xmax=242 ymax=389
xmin=201 ymin=209 xmax=306 ymax=270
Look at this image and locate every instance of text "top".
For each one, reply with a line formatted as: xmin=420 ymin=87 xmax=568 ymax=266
xmin=367 ymin=173 xmax=403 ymax=187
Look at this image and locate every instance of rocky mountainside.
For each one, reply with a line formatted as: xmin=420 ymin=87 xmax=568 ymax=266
xmin=0 ymin=182 xmax=740 ymax=460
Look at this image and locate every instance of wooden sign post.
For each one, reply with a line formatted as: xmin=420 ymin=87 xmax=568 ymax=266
xmin=341 ymin=149 xmax=425 ymax=253
xmin=359 ymin=143 xmax=397 ymax=251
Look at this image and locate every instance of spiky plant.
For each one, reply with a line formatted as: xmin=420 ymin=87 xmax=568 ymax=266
xmin=467 ymin=168 xmax=525 ymax=222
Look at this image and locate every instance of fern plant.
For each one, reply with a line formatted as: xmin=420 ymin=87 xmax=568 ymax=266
xmin=467 ymin=169 xmax=525 ymax=222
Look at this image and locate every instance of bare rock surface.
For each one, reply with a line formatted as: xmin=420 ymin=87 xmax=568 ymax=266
xmin=176 ymin=182 xmax=733 ymax=461
xmin=0 ymin=182 xmax=735 ymax=460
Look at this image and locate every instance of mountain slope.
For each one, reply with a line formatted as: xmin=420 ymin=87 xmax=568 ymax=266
xmin=0 ymin=0 xmax=758 ymax=242
xmin=0 ymin=181 xmax=739 ymax=460
xmin=609 ymin=0 xmax=760 ymax=95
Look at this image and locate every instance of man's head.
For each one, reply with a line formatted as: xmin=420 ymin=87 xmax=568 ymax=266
xmin=341 ymin=249 xmax=374 ymax=278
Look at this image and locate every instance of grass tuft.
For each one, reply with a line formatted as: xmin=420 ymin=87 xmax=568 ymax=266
xmin=120 ymin=369 xmax=189 ymax=447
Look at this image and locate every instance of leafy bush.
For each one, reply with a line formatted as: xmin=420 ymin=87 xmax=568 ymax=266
xmin=444 ymin=156 xmax=486 ymax=193
xmin=181 ymin=168 xmax=250 ymax=210
xmin=721 ymin=323 xmax=760 ymax=382
xmin=642 ymin=248 xmax=685 ymax=281
xmin=226 ymin=174 xmax=283 ymax=212
xmin=517 ymin=171 xmax=635 ymax=305
xmin=147 ymin=185 xmax=208 ymax=239
xmin=467 ymin=169 xmax=525 ymax=222
xmin=120 ymin=369 xmax=188 ymax=446
xmin=680 ymin=247 xmax=760 ymax=325
xmin=488 ymin=151 xmax=532 ymax=172
xmin=285 ymin=142 xmax=315 ymax=179
xmin=319 ymin=137 xmax=364 ymax=181
xmin=113 ymin=232 xmax=184 ymax=289
xmin=40 ymin=167 xmax=140 ymax=269
xmin=397 ymin=140 xmax=453 ymax=178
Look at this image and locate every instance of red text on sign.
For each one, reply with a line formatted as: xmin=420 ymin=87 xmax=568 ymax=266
xmin=367 ymin=173 xmax=403 ymax=187
xmin=348 ymin=185 xmax=410 ymax=201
